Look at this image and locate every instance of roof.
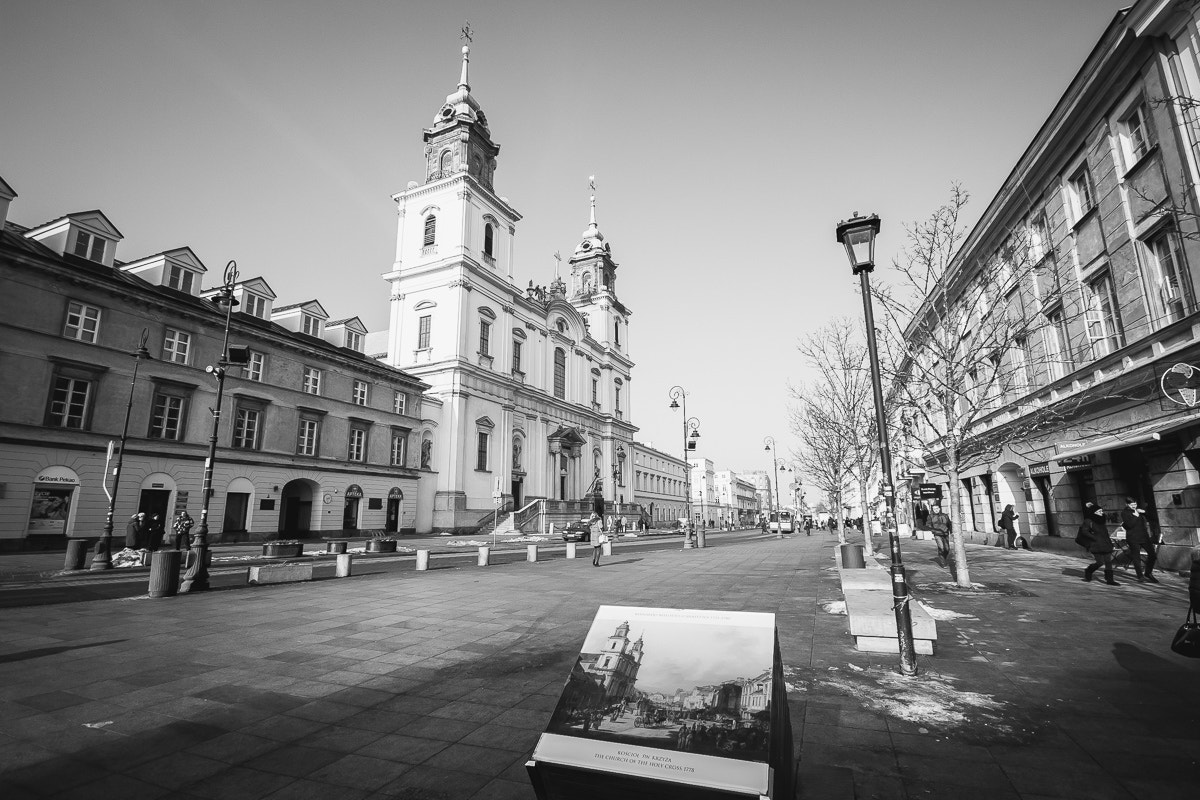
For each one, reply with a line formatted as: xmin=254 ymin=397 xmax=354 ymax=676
xmin=22 ymin=209 xmax=123 ymax=240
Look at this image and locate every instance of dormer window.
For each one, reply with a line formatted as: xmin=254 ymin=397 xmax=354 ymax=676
xmin=345 ymin=330 xmax=363 ymax=352
xmin=167 ymin=265 xmax=195 ymax=293
xmin=72 ymin=230 xmax=106 ymax=263
xmin=423 ymin=215 xmax=437 ymax=247
xmin=243 ymin=294 xmax=268 ymax=319
xmin=302 ymin=314 xmax=322 ymax=337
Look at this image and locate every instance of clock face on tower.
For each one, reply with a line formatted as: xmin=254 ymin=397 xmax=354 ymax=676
xmin=580 ymin=241 xmax=592 ymax=251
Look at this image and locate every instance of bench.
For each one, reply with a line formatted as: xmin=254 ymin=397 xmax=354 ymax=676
xmin=248 ymin=563 xmax=314 ymax=585
xmin=839 ymin=562 xmax=937 ymax=655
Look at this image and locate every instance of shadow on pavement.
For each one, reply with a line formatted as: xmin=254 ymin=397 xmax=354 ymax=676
xmin=0 ymin=639 xmax=128 ymax=665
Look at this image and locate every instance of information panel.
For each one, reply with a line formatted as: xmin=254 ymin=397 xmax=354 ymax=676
xmin=527 ymin=606 xmax=792 ymax=800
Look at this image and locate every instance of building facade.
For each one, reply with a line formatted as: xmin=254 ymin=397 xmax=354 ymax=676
xmin=904 ymin=0 xmax=1200 ymax=568
xmin=0 ymin=195 xmax=430 ymax=548
xmin=377 ymin=46 xmax=637 ymax=531
xmin=631 ymin=442 xmax=688 ymax=526
xmin=714 ymin=470 xmax=759 ymax=526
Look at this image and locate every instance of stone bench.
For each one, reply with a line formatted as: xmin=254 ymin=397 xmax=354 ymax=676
xmin=838 ymin=562 xmax=937 ymax=655
xmin=248 ymin=563 xmax=314 ymax=585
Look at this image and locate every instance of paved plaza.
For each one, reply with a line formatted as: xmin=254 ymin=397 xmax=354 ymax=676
xmin=1 ymin=532 xmax=1198 ymax=799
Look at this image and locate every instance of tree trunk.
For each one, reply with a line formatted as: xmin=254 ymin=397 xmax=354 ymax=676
xmin=836 ymin=485 xmax=847 ymax=545
xmin=857 ymin=466 xmax=875 ymax=557
xmin=946 ymin=459 xmax=972 ymax=587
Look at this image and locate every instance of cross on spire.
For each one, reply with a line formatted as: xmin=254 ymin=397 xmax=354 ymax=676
xmin=460 ymin=21 xmax=474 ymax=42
xmin=553 ymin=250 xmax=562 ymax=279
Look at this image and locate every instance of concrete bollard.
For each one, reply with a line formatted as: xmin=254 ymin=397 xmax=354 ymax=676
xmin=336 ymin=553 xmax=353 ymax=578
xmin=148 ymin=550 xmax=182 ymax=598
xmin=602 ymin=540 xmax=613 ymax=557
xmin=566 ymin=542 xmax=576 ymax=559
xmin=527 ymin=544 xmax=538 ymax=563
xmin=416 ymin=549 xmax=430 ymax=571
xmin=840 ymin=543 xmax=866 ymax=569
xmin=63 ymin=539 xmax=90 ymax=571
xmin=477 ymin=546 xmax=490 ymax=567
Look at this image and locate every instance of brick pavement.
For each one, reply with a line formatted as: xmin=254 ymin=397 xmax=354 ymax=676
xmin=0 ymin=533 xmax=1197 ymax=799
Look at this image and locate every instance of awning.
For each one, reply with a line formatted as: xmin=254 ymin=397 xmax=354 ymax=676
xmin=1053 ymin=410 xmax=1200 ymax=463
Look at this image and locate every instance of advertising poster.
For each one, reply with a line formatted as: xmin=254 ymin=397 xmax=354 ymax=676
xmin=29 ymin=487 xmax=73 ymax=533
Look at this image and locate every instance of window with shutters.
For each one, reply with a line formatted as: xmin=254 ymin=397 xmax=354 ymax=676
xmin=423 ymin=215 xmax=437 ymax=247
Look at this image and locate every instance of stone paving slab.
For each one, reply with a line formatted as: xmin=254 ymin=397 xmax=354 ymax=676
xmin=0 ymin=533 xmax=1197 ymax=799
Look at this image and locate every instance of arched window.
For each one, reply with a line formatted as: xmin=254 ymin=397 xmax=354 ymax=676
xmin=423 ymin=215 xmax=436 ymax=247
xmin=553 ymin=348 xmax=566 ymax=399
xmin=439 ymin=150 xmax=453 ymax=175
xmin=483 ymin=223 xmax=494 ymax=258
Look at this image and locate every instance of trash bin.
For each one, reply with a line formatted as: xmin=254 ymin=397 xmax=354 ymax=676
xmin=840 ymin=543 xmax=866 ymax=569
xmin=148 ymin=550 xmax=182 ymax=598
xmin=63 ymin=539 xmax=91 ymax=571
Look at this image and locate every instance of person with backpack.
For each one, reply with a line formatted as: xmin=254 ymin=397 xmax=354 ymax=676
xmin=1079 ymin=502 xmax=1119 ymax=585
xmin=929 ymin=504 xmax=951 ymax=561
xmin=997 ymin=504 xmax=1028 ymax=550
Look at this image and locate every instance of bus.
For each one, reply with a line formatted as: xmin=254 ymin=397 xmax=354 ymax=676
xmin=768 ymin=511 xmax=794 ymax=534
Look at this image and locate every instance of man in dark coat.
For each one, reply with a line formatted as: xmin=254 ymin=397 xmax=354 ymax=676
xmin=1082 ymin=503 xmax=1119 ymax=586
xmin=929 ymin=504 xmax=951 ymax=561
xmin=124 ymin=512 xmax=146 ymax=549
xmin=146 ymin=514 xmax=166 ymax=551
xmin=1121 ymin=497 xmax=1159 ymax=583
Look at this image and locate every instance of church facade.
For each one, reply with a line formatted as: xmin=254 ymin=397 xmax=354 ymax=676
xmin=377 ymin=46 xmax=637 ymax=531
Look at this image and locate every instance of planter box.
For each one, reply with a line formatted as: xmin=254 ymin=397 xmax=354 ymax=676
xmin=366 ymin=539 xmax=398 ymax=553
xmin=263 ymin=543 xmax=304 ymax=558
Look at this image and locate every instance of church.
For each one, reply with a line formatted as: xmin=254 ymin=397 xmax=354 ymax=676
xmin=373 ymin=45 xmax=638 ymax=532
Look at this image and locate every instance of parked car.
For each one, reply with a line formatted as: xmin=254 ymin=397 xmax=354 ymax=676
xmin=561 ymin=520 xmax=591 ymax=542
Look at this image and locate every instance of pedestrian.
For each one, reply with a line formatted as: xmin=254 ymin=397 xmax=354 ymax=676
xmin=929 ymin=503 xmax=951 ymax=561
xmin=146 ymin=513 xmax=165 ymax=551
xmin=1121 ymin=497 xmax=1160 ymax=583
xmin=1081 ymin=502 xmax=1120 ymax=585
xmin=998 ymin=504 xmax=1019 ymax=550
xmin=590 ymin=513 xmax=604 ymax=566
xmin=173 ymin=510 xmax=194 ymax=550
xmin=804 ymin=516 xmax=813 ymax=536
xmin=619 ymin=514 xmax=627 ymax=534
xmin=124 ymin=512 xmax=146 ymax=549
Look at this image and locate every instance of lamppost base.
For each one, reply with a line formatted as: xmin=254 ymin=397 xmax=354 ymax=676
xmin=89 ymin=539 xmax=114 ymax=571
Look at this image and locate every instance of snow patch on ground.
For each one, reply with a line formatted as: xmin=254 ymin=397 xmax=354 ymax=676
xmin=916 ymin=600 xmax=977 ymax=621
xmin=817 ymin=667 xmax=1008 ymax=729
xmin=821 ymin=600 xmax=847 ymax=615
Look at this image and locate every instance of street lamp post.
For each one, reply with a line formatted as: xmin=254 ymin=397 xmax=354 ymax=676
xmin=91 ymin=329 xmax=152 ymax=570
xmin=668 ymin=386 xmax=704 ymax=549
xmin=180 ymin=261 xmax=239 ymax=594
xmin=836 ymin=212 xmax=917 ymax=677
xmin=763 ymin=437 xmax=784 ymax=539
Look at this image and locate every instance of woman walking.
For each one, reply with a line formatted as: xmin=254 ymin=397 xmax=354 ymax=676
xmin=1081 ymin=503 xmax=1120 ymax=586
xmin=590 ymin=513 xmax=604 ymax=567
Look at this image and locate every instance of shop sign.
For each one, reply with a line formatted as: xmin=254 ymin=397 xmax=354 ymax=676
xmin=345 ymin=484 xmax=364 ymax=499
xmin=1027 ymin=462 xmax=1052 ymax=477
xmin=914 ymin=483 xmax=942 ymax=500
xmin=1057 ymin=454 xmax=1093 ymax=472
xmin=1055 ymin=440 xmax=1090 ymax=457
xmin=35 ymin=466 xmax=80 ymax=486
xmin=387 ymin=486 xmax=403 ymax=499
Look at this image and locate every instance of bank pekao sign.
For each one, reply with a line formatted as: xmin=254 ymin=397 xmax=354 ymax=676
xmin=35 ymin=466 xmax=80 ymax=485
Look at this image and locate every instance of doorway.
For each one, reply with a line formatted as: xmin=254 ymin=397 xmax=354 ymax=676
xmin=511 ymin=476 xmax=523 ymax=508
xmin=1110 ymin=445 xmax=1160 ymax=539
xmin=342 ymin=497 xmax=360 ymax=530
xmin=279 ymin=479 xmax=315 ymax=533
xmin=223 ymin=493 xmax=249 ymax=533
xmin=138 ymin=489 xmax=172 ymax=521
xmin=386 ymin=498 xmax=400 ymax=532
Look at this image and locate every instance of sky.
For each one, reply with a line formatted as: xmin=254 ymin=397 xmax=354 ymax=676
xmin=0 ymin=0 xmax=1131 ymax=479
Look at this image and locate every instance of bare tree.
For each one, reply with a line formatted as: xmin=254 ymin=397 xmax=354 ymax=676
xmin=790 ymin=388 xmax=856 ymax=545
xmin=870 ymin=186 xmax=1097 ymax=587
xmin=791 ymin=320 xmax=881 ymax=555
